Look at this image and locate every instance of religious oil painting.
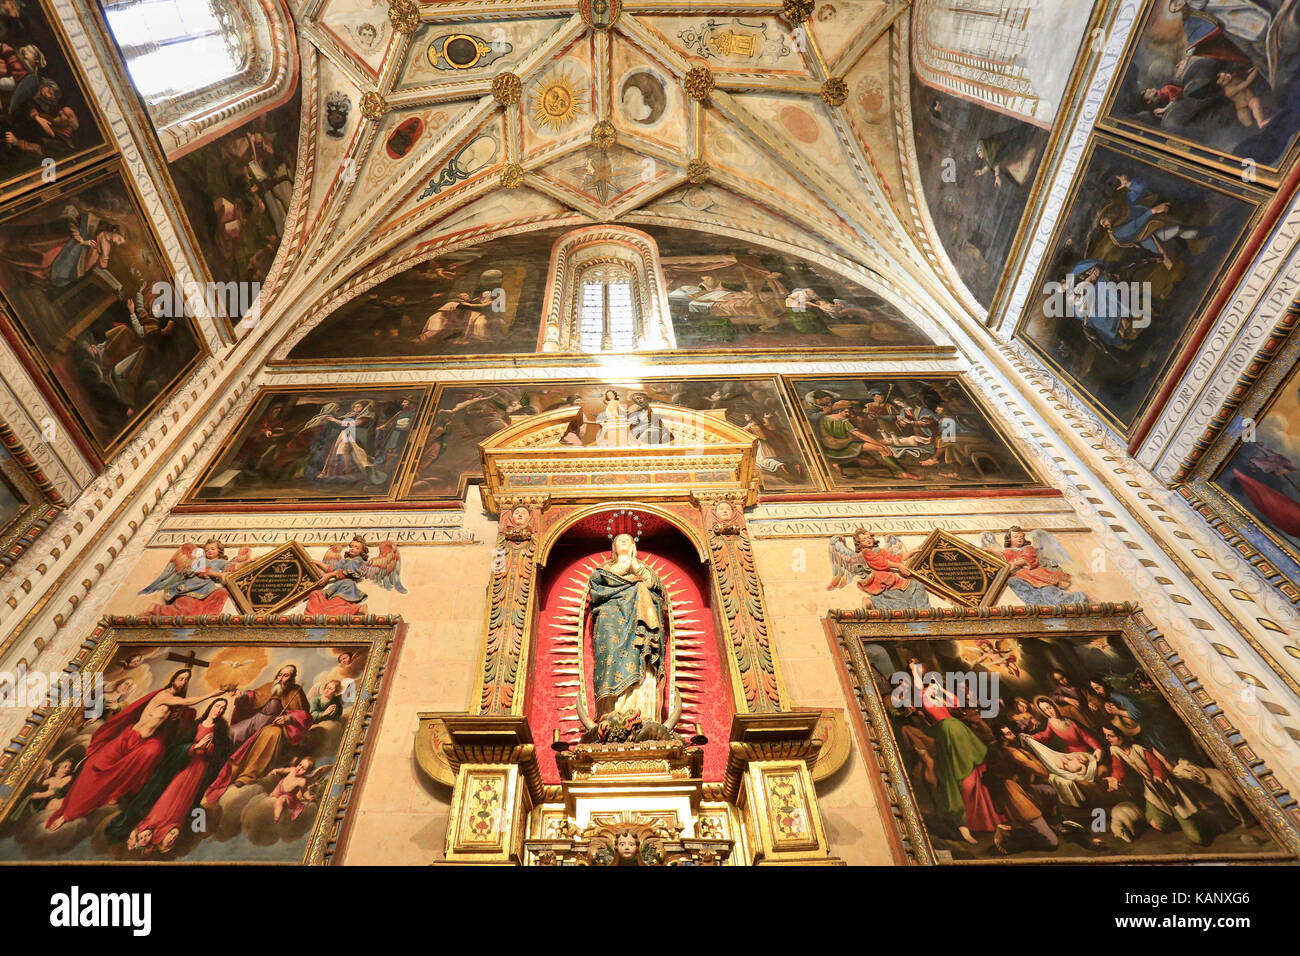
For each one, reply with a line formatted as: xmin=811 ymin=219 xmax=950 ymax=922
xmin=1100 ymin=0 xmax=1300 ymax=185
xmin=184 ymin=386 xmax=431 ymax=505
xmin=0 ymin=621 xmax=397 ymax=864
xmin=786 ymin=375 xmax=1037 ymax=492
xmin=1017 ymin=136 xmax=1263 ymax=434
xmin=167 ymin=91 xmax=302 ymax=314
xmin=409 ymin=377 xmax=818 ymax=501
xmin=0 ymin=162 xmax=204 ymax=461
xmin=1210 ymin=357 xmax=1300 ymax=570
xmin=908 ymin=73 xmax=1049 ymax=308
xmin=833 ymin=611 xmax=1296 ymax=864
xmin=283 ymin=227 xmax=567 ymax=362
xmin=0 ymin=0 xmax=110 ymax=200
xmin=641 ymin=226 xmax=934 ymax=351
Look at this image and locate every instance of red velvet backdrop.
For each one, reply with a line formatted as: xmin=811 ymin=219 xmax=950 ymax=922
xmin=527 ymin=517 xmax=731 ymax=782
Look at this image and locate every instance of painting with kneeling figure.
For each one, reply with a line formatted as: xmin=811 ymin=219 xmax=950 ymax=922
xmin=861 ymin=632 xmax=1285 ymax=862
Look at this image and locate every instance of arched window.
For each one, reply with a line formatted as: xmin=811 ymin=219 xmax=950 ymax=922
xmin=103 ymin=0 xmax=246 ymax=106
xmin=578 ymin=264 xmax=638 ymax=352
xmin=540 ymin=227 xmax=675 ymax=353
xmin=102 ymin=0 xmax=299 ymax=159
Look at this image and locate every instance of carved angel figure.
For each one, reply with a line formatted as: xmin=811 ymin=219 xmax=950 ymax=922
xmin=827 ymin=527 xmax=930 ymax=611
xmin=306 ymin=536 xmax=406 ymax=615
xmin=980 ymin=526 xmax=1089 ymax=607
xmin=139 ymin=539 xmax=251 ymax=617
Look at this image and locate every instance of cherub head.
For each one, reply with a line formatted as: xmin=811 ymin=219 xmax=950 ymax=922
xmin=851 ymin=527 xmax=878 ymax=550
xmin=614 ymin=829 xmax=639 ymax=863
xmin=293 ymin=756 xmax=315 ymax=777
xmin=202 ymin=538 xmax=227 ymax=560
xmin=346 ymin=536 xmax=369 ymax=560
xmin=1004 ymin=526 xmax=1027 ymax=549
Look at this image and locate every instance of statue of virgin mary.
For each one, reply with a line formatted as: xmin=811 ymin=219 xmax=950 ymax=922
xmin=585 ymin=533 xmax=669 ymax=724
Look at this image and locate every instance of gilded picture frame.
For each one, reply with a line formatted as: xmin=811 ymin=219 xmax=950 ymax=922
xmin=1177 ymin=318 xmax=1300 ymax=610
xmin=1014 ymin=132 xmax=1268 ymax=437
xmin=782 ymin=372 xmax=1044 ymax=493
xmin=0 ymin=616 xmax=402 ymax=865
xmin=828 ymin=604 xmax=1300 ymax=865
xmin=1095 ymin=0 xmax=1300 ymax=188
xmin=0 ymin=158 xmax=209 ymax=464
xmin=177 ymin=384 xmax=435 ymax=509
xmin=0 ymin=0 xmax=114 ymax=204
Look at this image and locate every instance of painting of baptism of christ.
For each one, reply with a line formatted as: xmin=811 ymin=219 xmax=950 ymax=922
xmin=184 ymin=386 xmax=431 ymax=505
xmin=787 ymin=375 xmax=1037 ymax=491
xmin=408 ymin=377 xmax=818 ymax=500
xmin=0 ymin=162 xmax=204 ymax=461
xmin=848 ymin=628 xmax=1287 ymax=863
xmin=1100 ymin=0 xmax=1300 ymax=185
xmin=0 ymin=627 xmax=391 ymax=863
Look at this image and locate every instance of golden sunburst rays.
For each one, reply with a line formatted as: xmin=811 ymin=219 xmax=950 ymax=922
xmin=529 ymin=66 xmax=588 ymax=134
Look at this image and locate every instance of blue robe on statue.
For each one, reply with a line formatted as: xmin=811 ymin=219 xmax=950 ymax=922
xmin=586 ymin=565 xmax=667 ymax=714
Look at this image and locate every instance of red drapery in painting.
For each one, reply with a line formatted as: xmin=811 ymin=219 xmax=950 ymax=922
xmin=527 ymin=525 xmax=731 ymax=783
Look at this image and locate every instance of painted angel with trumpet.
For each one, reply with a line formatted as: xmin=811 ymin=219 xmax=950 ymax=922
xmin=827 ymin=527 xmax=930 ymax=611
xmin=139 ymin=539 xmax=252 ymax=617
xmin=306 ymin=535 xmax=406 ymax=615
xmin=980 ymin=526 xmax=1089 ymax=607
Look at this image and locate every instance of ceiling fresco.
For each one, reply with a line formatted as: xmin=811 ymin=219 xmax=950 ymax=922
xmin=275 ymin=0 xmax=978 ymax=351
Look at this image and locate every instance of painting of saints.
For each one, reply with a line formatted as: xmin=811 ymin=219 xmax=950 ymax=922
xmin=139 ymin=540 xmax=252 ymax=616
xmin=0 ymin=641 xmax=375 ymax=863
xmin=0 ymin=0 xmax=105 ymax=190
xmin=188 ymin=389 xmax=423 ymax=503
xmin=1106 ymin=0 xmax=1300 ymax=177
xmin=45 ymin=667 xmax=232 ymax=831
xmin=0 ymin=170 xmax=201 ymax=458
xmin=827 ymin=528 xmax=930 ymax=611
xmin=1022 ymin=143 xmax=1259 ymax=432
xmin=285 ymin=229 xmax=558 ymax=360
xmin=168 ymin=95 xmax=300 ymax=311
xmin=869 ymin=634 xmax=1279 ymax=860
xmin=795 ymin=378 xmax=1033 ymax=490
xmin=981 ymin=526 xmax=1090 ymax=606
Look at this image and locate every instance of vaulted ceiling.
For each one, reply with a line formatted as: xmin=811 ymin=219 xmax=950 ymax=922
xmin=267 ymin=0 xmax=977 ymax=345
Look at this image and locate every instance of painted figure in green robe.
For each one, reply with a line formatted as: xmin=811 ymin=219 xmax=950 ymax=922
xmin=586 ymin=533 xmax=669 ymax=723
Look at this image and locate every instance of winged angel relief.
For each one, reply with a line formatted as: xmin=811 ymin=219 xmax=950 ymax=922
xmin=140 ymin=536 xmax=406 ymax=617
xmin=827 ymin=528 xmax=930 ymax=611
xmin=979 ymin=526 xmax=1089 ymax=607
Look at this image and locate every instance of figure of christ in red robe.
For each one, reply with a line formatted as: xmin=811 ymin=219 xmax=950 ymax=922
xmin=203 ymin=665 xmax=311 ymax=805
xmin=46 ymin=668 xmax=230 ymax=830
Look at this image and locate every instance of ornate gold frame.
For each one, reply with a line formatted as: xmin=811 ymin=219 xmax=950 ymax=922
xmin=827 ymin=604 xmax=1300 ymax=865
xmin=0 ymin=616 xmax=403 ymax=865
